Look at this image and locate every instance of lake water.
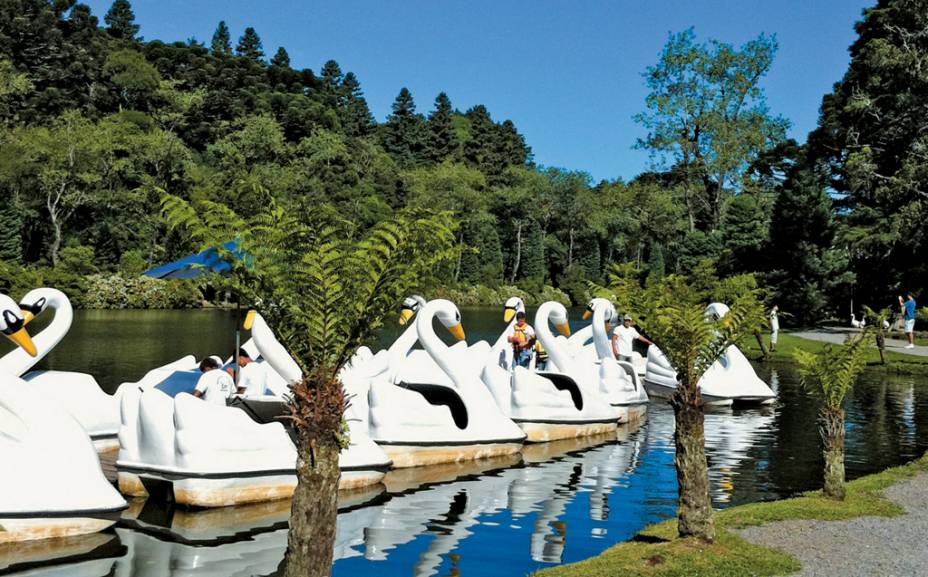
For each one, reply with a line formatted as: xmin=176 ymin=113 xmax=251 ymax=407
xmin=2 ymin=308 xmax=927 ymax=577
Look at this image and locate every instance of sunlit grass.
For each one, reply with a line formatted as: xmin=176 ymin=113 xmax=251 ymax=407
xmin=740 ymin=333 xmax=928 ymax=375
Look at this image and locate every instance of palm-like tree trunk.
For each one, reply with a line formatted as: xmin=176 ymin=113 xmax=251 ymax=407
xmin=671 ymin=383 xmax=715 ymax=541
xmin=820 ymin=406 xmax=846 ymax=500
xmin=284 ymin=373 xmax=346 ymax=577
xmin=285 ymin=431 xmax=341 ymax=576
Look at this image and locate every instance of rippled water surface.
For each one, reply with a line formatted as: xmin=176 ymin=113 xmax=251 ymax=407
xmin=2 ymin=308 xmax=926 ymax=577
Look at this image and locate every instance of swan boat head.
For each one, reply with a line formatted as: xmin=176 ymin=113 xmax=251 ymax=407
xmin=399 ymin=295 xmax=427 ymax=326
xmin=503 ymin=297 xmax=526 ymax=323
xmin=0 ymin=294 xmax=37 ymax=357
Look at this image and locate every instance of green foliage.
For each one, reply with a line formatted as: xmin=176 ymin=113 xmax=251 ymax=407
xmin=635 ymin=28 xmax=788 ymax=229
xmin=83 ymin=274 xmax=201 ymax=309
xmin=236 ymin=27 xmax=264 ymax=62
xmin=808 ymin=0 xmax=928 ymax=304
xmin=594 ymin=264 xmax=766 ymax=386
xmin=794 ymin=330 xmax=870 ymax=410
xmin=426 ymin=92 xmax=458 ymax=163
xmin=210 ymin=21 xmax=232 ymax=56
xmin=433 ymin=283 xmax=571 ymax=307
xmin=763 ymin=167 xmax=852 ymax=325
xmin=117 ymin=249 xmax=148 ymax=275
xmin=271 ymin=47 xmax=290 ymax=69
xmin=161 ymin=194 xmax=457 ymax=374
xmin=0 ymin=197 xmax=22 ymax=262
xmin=103 ymin=49 xmax=161 ymax=109
xmin=104 ymin=0 xmax=139 ymax=40
xmin=380 ymin=87 xmax=426 ymax=168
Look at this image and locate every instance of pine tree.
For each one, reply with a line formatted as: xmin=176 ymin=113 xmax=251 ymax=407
xmin=497 ymin=119 xmax=531 ymax=166
xmin=236 ymin=27 xmax=264 ymax=62
xmin=518 ymin=220 xmax=546 ymax=283
xmin=319 ymin=60 xmax=344 ymax=109
xmin=464 ymin=104 xmax=508 ymax=182
xmin=381 ymin=87 xmax=426 ymax=168
xmin=104 ymin=0 xmax=140 ymax=40
xmin=764 ymin=168 xmax=849 ymax=324
xmin=271 ymin=47 xmax=290 ymax=68
xmin=0 ymin=204 xmax=22 ymax=263
xmin=211 ymin=21 xmax=232 ymax=56
xmin=426 ymin=92 xmax=458 ymax=163
xmin=648 ymin=242 xmax=665 ymax=281
xmin=341 ymin=72 xmax=374 ymax=137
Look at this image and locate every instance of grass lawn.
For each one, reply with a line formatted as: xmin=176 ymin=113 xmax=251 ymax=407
xmin=534 ymin=455 xmax=928 ymax=577
xmin=740 ymin=333 xmax=928 ymax=376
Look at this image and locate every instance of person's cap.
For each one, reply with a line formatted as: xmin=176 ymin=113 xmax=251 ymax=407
xmin=623 ymin=314 xmax=632 ymax=321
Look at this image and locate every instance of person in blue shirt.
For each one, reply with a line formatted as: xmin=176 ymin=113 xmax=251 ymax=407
xmin=899 ymin=292 xmax=917 ymax=349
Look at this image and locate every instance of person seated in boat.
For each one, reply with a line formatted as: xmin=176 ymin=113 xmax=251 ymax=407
xmin=534 ymin=340 xmax=548 ymax=371
xmin=611 ymin=314 xmax=653 ymax=363
xmin=227 ymin=348 xmax=268 ymax=397
xmin=193 ymin=356 xmax=235 ymax=405
xmin=508 ymin=311 xmax=537 ymax=368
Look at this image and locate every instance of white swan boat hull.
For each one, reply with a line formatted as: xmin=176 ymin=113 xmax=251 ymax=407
xmin=377 ymin=439 xmax=524 ymax=468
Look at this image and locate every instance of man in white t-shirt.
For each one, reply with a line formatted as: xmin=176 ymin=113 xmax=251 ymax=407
xmin=229 ymin=348 xmax=268 ymax=397
xmin=193 ymin=357 xmax=235 ymax=405
xmin=611 ymin=314 xmax=653 ymax=362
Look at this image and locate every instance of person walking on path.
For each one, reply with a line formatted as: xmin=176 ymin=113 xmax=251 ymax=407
xmin=769 ymin=305 xmax=780 ymax=352
xmin=900 ymin=292 xmax=917 ymax=349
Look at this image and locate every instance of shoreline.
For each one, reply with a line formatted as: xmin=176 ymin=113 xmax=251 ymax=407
xmin=535 ymin=453 xmax=928 ymax=577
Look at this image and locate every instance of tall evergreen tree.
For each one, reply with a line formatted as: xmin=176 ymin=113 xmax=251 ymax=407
xmin=463 ymin=105 xmax=502 ymax=177
xmin=319 ymin=60 xmax=344 ymax=108
xmin=764 ymin=168 xmax=851 ymax=324
xmin=340 ymin=72 xmax=374 ymax=137
xmin=497 ymin=119 xmax=530 ymax=166
xmin=271 ymin=46 xmax=290 ymax=68
xmin=426 ymin=92 xmax=458 ymax=163
xmin=648 ymin=242 xmax=665 ymax=281
xmin=211 ymin=21 xmax=232 ymax=56
xmin=236 ymin=27 xmax=264 ymax=62
xmin=518 ymin=220 xmax=546 ymax=283
xmin=0 ymin=202 xmax=22 ymax=263
xmin=104 ymin=0 xmax=139 ymax=40
xmin=380 ymin=87 xmax=426 ymax=168
xmin=808 ymin=0 xmax=928 ymax=302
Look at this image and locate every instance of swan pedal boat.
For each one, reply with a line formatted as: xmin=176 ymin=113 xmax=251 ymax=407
xmin=642 ymin=303 xmax=776 ymax=406
xmin=116 ymin=311 xmax=391 ymax=507
xmin=480 ymin=300 xmax=619 ymax=442
xmin=364 ymin=299 xmax=526 ymax=467
xmin=0 ymin=293 xmax=127 ymax=543
xmin=1 ymin=288 xmax=123 ymax=454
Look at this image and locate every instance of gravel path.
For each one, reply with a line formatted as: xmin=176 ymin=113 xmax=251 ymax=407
xmin=737 ymin=473 xmax=928 ymax=577
xmin=790 ymin=327 xmax=928 ymax=357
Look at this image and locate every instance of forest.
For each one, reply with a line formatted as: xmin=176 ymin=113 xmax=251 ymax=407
xmin=0 ymin=0 xmax=925 ymax=325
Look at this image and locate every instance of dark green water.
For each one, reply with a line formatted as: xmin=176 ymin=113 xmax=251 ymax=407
xmin=1 ymin=308 xmax=926 ymax=577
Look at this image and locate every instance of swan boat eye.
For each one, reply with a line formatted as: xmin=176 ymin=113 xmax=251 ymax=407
xmin=2 ymin=310 xmax=24 ymax=335
xmin=20 ymin=298 xmax=46 ymax=316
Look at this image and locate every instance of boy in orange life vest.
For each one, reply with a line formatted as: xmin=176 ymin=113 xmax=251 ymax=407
xmin=508 ymin=311 xmax=537 ymax=368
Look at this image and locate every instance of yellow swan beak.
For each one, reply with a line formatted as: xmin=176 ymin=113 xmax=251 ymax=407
xmin=243 ymin=310 xmax=256 ymax=331
xmin=21 ymin=310 xmax=35 ymax=325
xmin=503 ymin=308 xmax=515 ymax=323
xmin=7 ymin=327 xmax=37 ymax=357
xmin=555 ymin=322 xmax=571 ymax=337
xmin=399 ymin=309 xmax=414 ymax=326
xmin=605 ymin=322 xmax=612 ymax=333
xmin=582 ymin=310 xmax=592 ymax=320
xmin=447 ymin=323 xmax=466 ymax=341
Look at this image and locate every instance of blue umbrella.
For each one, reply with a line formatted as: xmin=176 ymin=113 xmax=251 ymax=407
xmin=143 ymin=240 xmax=242 ymax=280
xmin=143 ymin=240 xmax=249 ymax=385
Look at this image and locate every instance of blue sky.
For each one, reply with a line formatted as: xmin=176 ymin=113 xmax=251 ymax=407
xmin=84 ymin=0 xmax=872 ymax=182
